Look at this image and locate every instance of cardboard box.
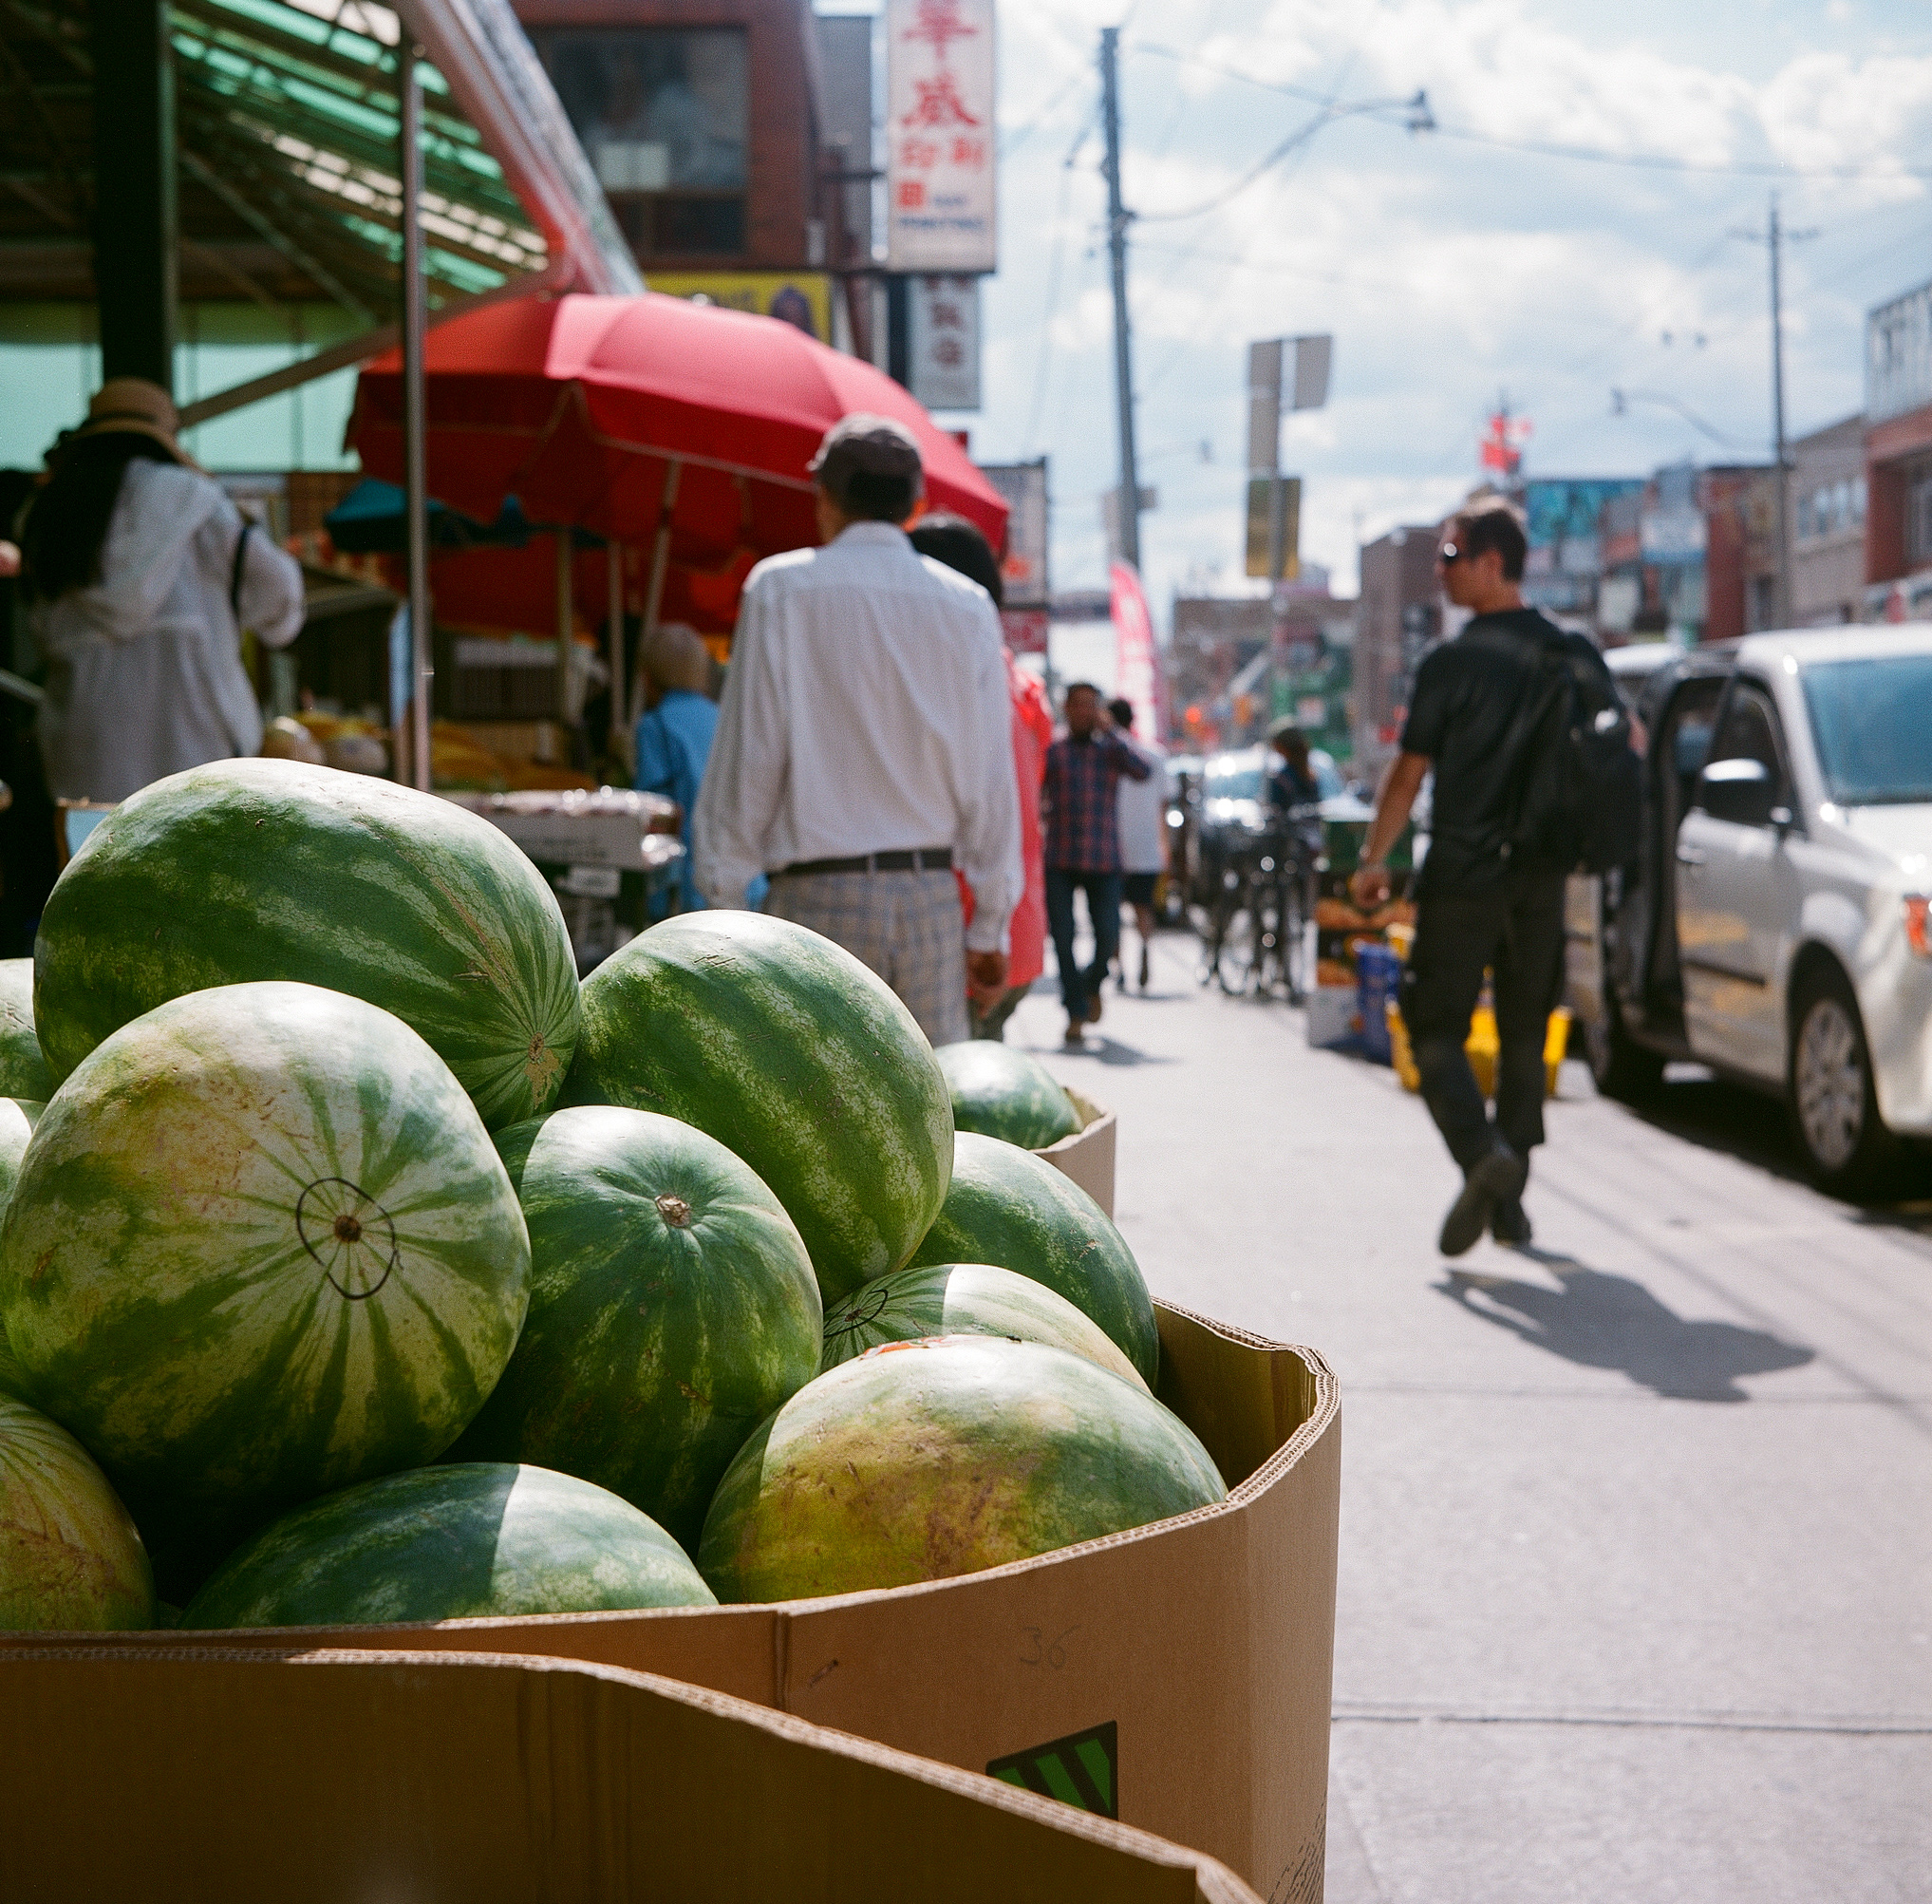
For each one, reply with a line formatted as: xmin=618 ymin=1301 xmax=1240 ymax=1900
xmin=0 ymin=1647 xmax=1265 ymax=1902
xmin=1304 ymin=983 xmax=1358 ymax=1048
xmin=2 ymin=1305 xmax=1340 ymax=1901
xmin=1038 ymin=1084 xmax=1117 ymax=1216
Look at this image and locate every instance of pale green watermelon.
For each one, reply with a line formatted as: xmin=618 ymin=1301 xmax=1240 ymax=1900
xmin=0 ymin=1099 xmax=44 ymax=1404
xmin=934 ymin=1043 xmax=1080 ymax=1149
xmin=910 ymin=1133 xmax=1159 ymax=1385
xmin=33 ymin=759 xmax=580 ymax=1129
xmin=0 ymin=960 xmax=51 ymax=1101
xmin=563 ymin=913 xmax=952 ymax=1302
xmin=0 ymin=981 xmax=531 ymax=1597
xmin=183 ymin=1463 xmax=714 ymax=1629
xmin=448 ymin=1105 xmax=822 ymax=1552
xmin=821 ymin=1263 xmax=1147 ymax=1389
xmin=699 ymin=1335 xmax=1226 ymax=1603
xmin=0 ymin=1392 xmax=154 ymax=1630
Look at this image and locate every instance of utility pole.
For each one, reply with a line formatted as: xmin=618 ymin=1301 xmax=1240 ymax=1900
xmin=1734 ymin=192 xmax=1813 ymax=628
xmin=1767 ymin=192 xmax=1792 ymax=629
xmin=400 ymin=40 xmax=433 ymax=792
xmin=1098 ymin=27 xmax=1141 ymax=573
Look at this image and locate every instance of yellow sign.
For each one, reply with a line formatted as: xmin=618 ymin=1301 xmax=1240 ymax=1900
xmin=647 ymin=273 xmax=835 ymax=345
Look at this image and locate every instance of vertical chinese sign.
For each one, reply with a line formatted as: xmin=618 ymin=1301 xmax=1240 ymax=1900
xmin=909 ymin=275 xmax=981 ymax=409
xmin=887 ymin=0 xmax=997 ymax=274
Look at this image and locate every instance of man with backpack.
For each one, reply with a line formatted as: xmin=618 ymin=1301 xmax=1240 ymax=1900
xmin=1351 ymin=501 xmax=1630 ymax=1255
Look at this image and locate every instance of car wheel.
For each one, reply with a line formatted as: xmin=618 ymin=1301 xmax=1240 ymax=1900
xmin=1788 ymin=967 xmax=1900 ymax=1198
xmin=1583 ymin=987 xmax=1664 ymax=1101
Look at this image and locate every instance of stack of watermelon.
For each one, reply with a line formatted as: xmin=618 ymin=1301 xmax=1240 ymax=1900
xmin=0 ymin=760 xmax=1222 ymax=1632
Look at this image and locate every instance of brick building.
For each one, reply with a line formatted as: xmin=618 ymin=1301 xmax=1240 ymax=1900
xmin=1355 ymin=527 xmax=1441 ymax=770
xmin=1864 ymin=280 xmax=1932 ymax=618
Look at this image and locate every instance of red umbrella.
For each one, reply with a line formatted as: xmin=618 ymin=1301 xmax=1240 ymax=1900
xmin=349 ymin=292 xmax=1008 ymax=638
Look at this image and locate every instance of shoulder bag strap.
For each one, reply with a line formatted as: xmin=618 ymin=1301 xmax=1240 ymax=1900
xmin=229 ymin=518 xmax=254 ymax=624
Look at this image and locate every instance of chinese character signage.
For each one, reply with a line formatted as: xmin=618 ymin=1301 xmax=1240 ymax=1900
xmin=887 ymin=0 xmax=997 ymax=273
xmin=909 ymin=275 xmax=981 ymax=410
xmin=979 ymin=459 xmax=1048 ymax=609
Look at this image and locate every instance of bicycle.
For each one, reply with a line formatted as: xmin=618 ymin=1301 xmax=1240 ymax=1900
xmin=1234 ymin=820 xmax=1318 ymax=1003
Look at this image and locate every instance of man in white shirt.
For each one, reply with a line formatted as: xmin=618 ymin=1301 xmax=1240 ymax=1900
xmin=1109 ymin=697 xmax=1171 ymax=992
xmin=692 ymin=414 xmax=1022 ymax=1047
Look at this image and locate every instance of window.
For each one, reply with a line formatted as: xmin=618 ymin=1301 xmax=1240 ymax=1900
xmin=533 ymin=29 xmax=748 ymax=257
xmin=1706 ymin=681 xmax=1788 ymax=814
xmin=1803 ymin=654 xmax=1932 ymax=806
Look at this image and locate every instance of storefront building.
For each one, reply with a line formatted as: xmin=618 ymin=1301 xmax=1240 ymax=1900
xmin=1790 ymin=414 xmax=1867 ymax=627
xmin=516 ymin=0 xmax=870 ymax=349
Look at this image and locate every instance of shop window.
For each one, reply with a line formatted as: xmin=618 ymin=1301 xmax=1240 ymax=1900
xmin=1911 ymin=472 xmax=1932 ymax=566
xmin=533 ymin=28 xmax=748 ymax=257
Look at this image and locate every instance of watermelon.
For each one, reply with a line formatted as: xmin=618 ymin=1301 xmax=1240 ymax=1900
xmin=698 ymin=1335 xmax=1225 ymax=1603
xmin=0 ymin=960 xmax=51 ymax=1101
xmin=0 ymin=981 xmax=531 ymax=1596
xmin=934 ymin=1043 xmax=1079 ymax=1149
xmin=183 ymin=1462 xmax=714 ymax=1629
xmin=0 ymin=1393 xmax=154 ymax=1630
xmin=563 ymin=913 xmax=952 ymax=1303
xmin=822 ymin=1263 xmax=1147 ymax=1390
xmin=0 ymin=1099 xmax=43 ymax=1404
xmin=448 ymin=1105 xmax=822 ymax=1551
xmin=33 ymin=758 xmax=579 ymax=1130
xmin=910 ymin=1132 xmax=1159 ymax=1385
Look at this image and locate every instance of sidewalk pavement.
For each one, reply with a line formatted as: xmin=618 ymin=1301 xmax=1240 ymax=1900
xmin=1007 ymin=933 xmax=1931 ymax=1904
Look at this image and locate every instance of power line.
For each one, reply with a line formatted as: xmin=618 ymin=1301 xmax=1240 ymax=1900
xmin=1129 ymin=43 xmax=1932 ymax=183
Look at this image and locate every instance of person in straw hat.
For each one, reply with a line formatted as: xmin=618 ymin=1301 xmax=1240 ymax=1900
xmin=17 ymin=377 xmax=304 ymax=803
xmin=633 ymin=620 xmax=719 ymax=915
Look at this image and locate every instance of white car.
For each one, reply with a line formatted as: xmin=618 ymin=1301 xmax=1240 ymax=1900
xmin=1574 ymin=625 xmax=1932 ymax=1195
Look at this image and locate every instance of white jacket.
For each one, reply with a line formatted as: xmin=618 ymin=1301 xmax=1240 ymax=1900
xmin=28 ymin=460 xmax=305 ymax=802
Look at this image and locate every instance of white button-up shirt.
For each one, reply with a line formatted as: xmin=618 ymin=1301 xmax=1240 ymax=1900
xmin=692 ymin=522 xmax=1023 ymax=953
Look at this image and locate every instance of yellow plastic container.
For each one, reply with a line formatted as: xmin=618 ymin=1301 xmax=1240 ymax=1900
xmin=1385 ymin=1001 xmax=1571 ymax=1102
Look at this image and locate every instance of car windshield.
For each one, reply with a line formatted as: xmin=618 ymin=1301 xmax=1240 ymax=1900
xmin=1802 ymin=654 xmax=1932 ymax=806
xmin=1206 ymin=763 xmax=1263 ymax=801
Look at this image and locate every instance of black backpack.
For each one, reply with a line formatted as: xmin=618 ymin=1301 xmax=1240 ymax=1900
xmin=1470 ymin=621 xmax=1642 ymax=875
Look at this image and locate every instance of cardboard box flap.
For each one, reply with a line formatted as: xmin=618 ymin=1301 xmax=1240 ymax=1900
xmin=0 ymin=1646 xmax=1265 ymax=1903
xmin=1153 ymin=1299 xmax=1337 ymax=1492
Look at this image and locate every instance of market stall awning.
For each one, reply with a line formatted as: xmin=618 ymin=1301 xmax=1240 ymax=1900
xmin=0 ymin=0 xmax=636 ymax=326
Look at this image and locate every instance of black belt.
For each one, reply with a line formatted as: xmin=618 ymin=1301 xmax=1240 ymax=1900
xmin=778 ymin=848 xmax=952 ymax=877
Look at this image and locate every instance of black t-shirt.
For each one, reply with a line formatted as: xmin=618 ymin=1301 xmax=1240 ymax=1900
xmin=1399 ymin=608 xmax=1612 ymax=895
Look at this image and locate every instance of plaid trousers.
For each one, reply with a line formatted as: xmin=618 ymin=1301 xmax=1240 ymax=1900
xmin=763 ymin=868 xmax=966 ymax=1047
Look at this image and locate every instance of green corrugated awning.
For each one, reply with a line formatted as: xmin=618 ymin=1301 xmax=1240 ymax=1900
xmin=0 ymin=0 xmax=636 ymax=315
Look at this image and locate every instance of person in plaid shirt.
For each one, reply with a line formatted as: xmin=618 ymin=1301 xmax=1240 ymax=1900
xmin=1042 ymin=683 xmax=1150 ymax=1046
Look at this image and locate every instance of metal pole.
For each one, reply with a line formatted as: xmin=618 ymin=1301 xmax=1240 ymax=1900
xmin=608 ymin=540 xmax=628 ymax=778
xmin=628 ymin=461 xmax=684 ymax=737
xmin=555 ymin=530 xmax=574 ymax=726
xmin=1768 ymin=191 xmax=1792 ymax=629
xmin=1098 ymin=27 xmax=1141 ymax=573
xmin=400 ymin=41 xmax=433 ymax=792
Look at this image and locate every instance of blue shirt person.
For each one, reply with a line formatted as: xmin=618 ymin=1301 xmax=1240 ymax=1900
xmin=633 ymin=623 xmax=719 ymax=914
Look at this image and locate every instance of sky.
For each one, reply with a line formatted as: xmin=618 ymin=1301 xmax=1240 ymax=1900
xmin=830 ymin=0 xmax=1932 ymax=612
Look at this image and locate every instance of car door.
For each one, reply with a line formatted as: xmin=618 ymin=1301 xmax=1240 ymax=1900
xmin=1675 ymin=678 xmax=1799 ymax=1080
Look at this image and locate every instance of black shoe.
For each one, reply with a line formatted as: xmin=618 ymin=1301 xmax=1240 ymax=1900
xmin=1438 ymin=1144 xmax=1528 ymax=1258
xmin=1491 ymin=1198 xmax=1532 ymax=1247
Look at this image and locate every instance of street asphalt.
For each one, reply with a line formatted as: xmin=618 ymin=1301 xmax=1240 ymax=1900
xmin=1004 ymin=927 xmax=1931 ymax=1904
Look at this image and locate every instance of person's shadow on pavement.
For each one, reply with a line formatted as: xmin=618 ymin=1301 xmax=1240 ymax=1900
xmin=1437 ymin=1252 xmax=1814 ymax=1403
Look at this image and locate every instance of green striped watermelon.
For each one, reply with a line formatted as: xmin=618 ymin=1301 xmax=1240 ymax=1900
xmin=0 ymin=981 xmax=531 ymax=1597
xmin=563 ymin=914 xmax=952 ymax=1303
xmin=1 ymin=1392 xmax=154 ymax=1631
xmin=910 ymin=1133 xmax=1159 ymax=1386
xmin=183 ymin=1462 xmax=714 ymax=1630
xmin=698 ymin=1335 xmax=1225 ymax=1603
xmin=33 ymin=759 xmax=579 ymax=1130
xmin=0 ymin=1099 xmax=43 ymax=1404
xmin=0 ymin=960 xmax=51 ymax=1101
xmin=821 ymin=1263 xmax=1147 ymax=1390
xmin=447 ymin=1105 xmax=822 ymax=1551
xmin=934 ymin=1043 xmax=1079 ymax=1149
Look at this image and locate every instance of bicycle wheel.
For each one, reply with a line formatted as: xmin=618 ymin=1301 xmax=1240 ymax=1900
xmin=1280 ymin=866 xmax=1311 ymax=1004
xmin=1240 ymin=858 xmax=1282 ymax=997
xmin=1199 ymin=864 xmax=1238 ymax=988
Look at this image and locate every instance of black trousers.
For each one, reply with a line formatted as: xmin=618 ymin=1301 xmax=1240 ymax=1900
xmin=1400 ymin=871 xmax=1567 ymax=1175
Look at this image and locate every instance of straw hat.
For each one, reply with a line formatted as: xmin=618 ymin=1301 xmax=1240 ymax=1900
xmin=70 ymin=378 xmax=188 ymax=462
